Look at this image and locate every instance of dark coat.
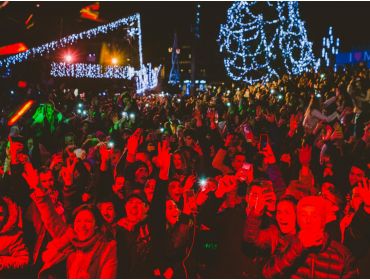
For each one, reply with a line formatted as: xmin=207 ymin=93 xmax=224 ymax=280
xmin=263 ymin=233 xmax=358 ymax=278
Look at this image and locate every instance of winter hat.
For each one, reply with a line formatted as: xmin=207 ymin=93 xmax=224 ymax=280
xmin=124 ymin=160 xmax=148 ymax=182
xmin=0 ymin=197 xmax=9 ymax=230
xmin=0 ymin=197 xmax=21 ymax=234
xmin=125 ymin=189 xmax=148 ymax=205
xmin=95 ymin=131 xmax=106 ymax=141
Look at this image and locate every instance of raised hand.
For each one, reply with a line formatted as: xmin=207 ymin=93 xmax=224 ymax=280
xmin=215 ymin=175 xmax=237 ymax=198
xmin=60 ymin=157 xmax=78 ymax=187
xmin=193 ymin=108 xmax=202 ymax=120
xmin=265 ymin=113 xmax=276 ymax=123
xmin=65 ymin=145 xmax=77 ymax=159
xmin=126 ymin=128 xmax=142 ymax=163
xmin=99 ymin=143 xmax=112 ymax=162
xmin=22 ymin=162 xmax=39 ymax=190
xmin=206 ymin=109 xmax=216 ymax=121
xmin=163 ymin=267 xmax=174 ymax=279
xmin=8 ymin=136 xmax=24 ymax=165
xmin=192 ymin=142 xmax=203 ymax=156
xmin=298 ymin=144 xmax=312 ymax=167
xmin=157 ymin=140 xmax=171 ymax=180
xmin=288 ymin=114 xmax=298 ymax=136
xmin=323 ymin=125 xmax=333 ymax=141
xmin=330 ymin=123 xmax=344 ymax=141
xmin=358 ymin=178 xmax=370 ymax=213
xmin=224 ymin=134 xmax=234 ymax=148
xmin=183 ymin=175 xmax=197 ymax=191
xmin=49 ymin=153 xmax=63 ymax=170
xmin=259 ymin=143 xmax=276 ymax=165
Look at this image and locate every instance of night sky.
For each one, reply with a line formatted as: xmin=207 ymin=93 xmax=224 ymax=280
xmin=0 ymin=1 xmax=369 ymax=80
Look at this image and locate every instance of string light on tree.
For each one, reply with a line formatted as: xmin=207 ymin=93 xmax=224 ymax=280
xmin=320 ymin=26 xmax=340 ymax=67
xmin=277 ymin=2 xmax=317 ymax=75
xmin=218 ymin=1 xmax=317 ymax=84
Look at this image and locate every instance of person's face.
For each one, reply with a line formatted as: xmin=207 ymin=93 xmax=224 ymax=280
xmin=168 ymin=181 xmax=183 ymax=202
xmin=113 ymin=176 xmax=125 ymax=196
xmin=144 ymin=179 xmax=156 ymax=203
xmin=184 ymin=136 xmax=194 ymax=147
xmin=173 ymin=153 xmax=183 ymax=170
xmin=125 ymin=197 xmax=148 ymax=223
xmin=65 ymin=136 xmax=75 ymax=146
xmin=39 ymin=171 xmax=55 ymax=190
xmin=232 ymin=155 xmax=246 ymax=171
xmin=297 ymin=205 xmax=324 ymax=233
xmin=135 ymin=166 xmax=149 ymax=185
xmin=276 ymin=201 xmax=296 ymax=235
xmin=27 ymin=138 xmax=34 ymax=150
xmin=82 ymin=123 xmax=89 ymax=133
xmin=363 ymin=124 xmax=370 ymax=141
xmin=350 ymin=187 xmax=363 ymax=212
xmin=321 ymin=182 xmax=339 ymax=210
xmin=166 ymin=200 xmax=180 ymax=225
xmin=110 ymin=150 xmax=121 ymax=167
xmin=349 ymin=166 xmax=365 ymax=187
xmin=74 ymin=210 xmax=96 ymax=241
xmin=98 ymin=202 xmax=116 ymax=224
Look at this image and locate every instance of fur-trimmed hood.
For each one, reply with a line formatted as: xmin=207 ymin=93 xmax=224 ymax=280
xmin=0 ymin=196 xmax=22 ymax=234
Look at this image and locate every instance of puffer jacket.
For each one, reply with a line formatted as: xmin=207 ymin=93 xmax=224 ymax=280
xmin=243 ymin=212 xmax=292 ymax=255
xmin=263 ymin=233 xmax=358 ymax=278
xmin=0 ymin=196 xmax=29 ymax=271
xmin=31 ymin=190 xmax=117 ymax=278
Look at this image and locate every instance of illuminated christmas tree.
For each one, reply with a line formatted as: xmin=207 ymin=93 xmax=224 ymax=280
xmin=218 ymin=1 xmax=317 ymax=84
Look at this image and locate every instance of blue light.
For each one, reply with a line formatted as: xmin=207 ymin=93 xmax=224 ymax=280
xmin=320 ymin=26 xmax=340 ymax=68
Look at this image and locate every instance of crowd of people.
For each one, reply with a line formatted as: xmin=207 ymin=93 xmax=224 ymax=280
xmin=0 ymin=62 xmax=369 ymax=278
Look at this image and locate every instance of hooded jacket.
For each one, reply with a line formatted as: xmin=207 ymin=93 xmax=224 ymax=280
xmin=0 ymin=196 xmax=29 ymax=272
xmin=30 ymin=190 xmax=117 ymax=278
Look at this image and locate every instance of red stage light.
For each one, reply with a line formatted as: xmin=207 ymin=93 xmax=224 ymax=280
xmin=18 ymin=81 xmax=27 ymax=88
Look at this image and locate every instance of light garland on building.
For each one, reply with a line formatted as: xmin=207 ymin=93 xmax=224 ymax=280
xmin=50 ymin=62 xmax=161 ymax=93
xmin=320 ymin=26 xmax=340 ymax=67
xmin=0 ymin=12 xmax=162 ymax=93
xmin=136 ymin=64 xmax=161 ymax=94
xmin=50 ymin=62 xmax=137 ymax=79
xmin=218 ymin=1 xmax=317 ymax=84
xmin=0 ymin=13 xmax=143 ymax=69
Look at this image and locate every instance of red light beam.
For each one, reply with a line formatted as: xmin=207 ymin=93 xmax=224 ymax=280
xmin=7 ymin=100 xmax=35 ymax=126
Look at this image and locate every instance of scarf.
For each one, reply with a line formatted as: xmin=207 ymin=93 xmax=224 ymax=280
xmin=71 ymin=232 xmax=104 ymax=251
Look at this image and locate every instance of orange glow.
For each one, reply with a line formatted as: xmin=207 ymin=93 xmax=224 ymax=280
xmin=8 ymin=100 xmax=35 ymax=126
xmin=0 ymin=42 xmax=28 ymax=56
